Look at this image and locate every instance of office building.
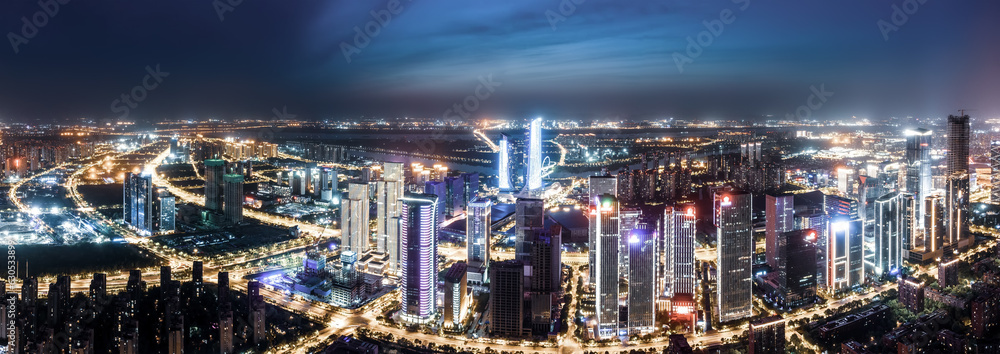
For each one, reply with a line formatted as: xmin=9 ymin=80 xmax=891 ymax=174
xmin=443 ymin=262 xmax=468 ymax=328
xmin=777 ymin=229 xmax=817 ymax=309
xmin=872 ymin=192 xmax=912 ymax=277
xmin=594 ymin=193 xmax=620 ymax=338
xmin=204 ymin=159 xmax=225 ymax=212
xmin=489 ymin=260 xmax=526 ymax=337
xmin=342 ymin=183 xmax=370 ymax=254
xmin=795 ymin=210 xmax=828 ymax=290
xmin=424 ymin=181 xmax=447 ymax=222
xmin=947 ymin=114 xmax=971 ymax=250
xmin=499 ymin=133 xmax=512 ymax=191
xmin=377 ymin=162 xmax=404 ymax=273
xmin=526 ymin=117 xmax=543 ymax=191
xmin=627 ymin=222 xmax=656 ymax=334
xmin=766 ymin=193 xmax=795 ymax=271
xmin=466 ymin=197 xmax=492 ymax=289
xmin=715 ymin=189 xmax=753 ymax=323
xmin=828 ymin=219 xmax=863 ymax=291
xmin=664 ymin=204 xmax=696 ymax=298
xmin=527 ymin=225 xmax=562 ymax=335
xmin=399 ymin=193 xmax=439 ymax=324
xmin=905 ymin=128 xmax=932 ymax=224
xmin=156 ymin=188 xmax=175 ymax=233
xmin=223 ymin=174 xmax=244 ymax=225
xmin=588 ymin=175 xmax=617 ymax=284
xmin=123 ymin=171 xmax=154 ymax=234
xmin=924 ymin=195 xmax=945 ymax=255
xmin=749 ymin=315 xmax=786 ymax=354
xmin=515 ymin=197 xmax=544 ymax=261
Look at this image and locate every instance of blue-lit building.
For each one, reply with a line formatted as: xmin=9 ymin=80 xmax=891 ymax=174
xmin=400 ymin=193 xmax=439 ymax=324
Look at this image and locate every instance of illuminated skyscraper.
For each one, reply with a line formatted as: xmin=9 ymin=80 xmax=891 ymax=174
xmin=156 ymin=188 xmax=175 ymax=233
xmin=828 ymin=219 xmax=863 ymax=291
xmin=714 ymin=190 xmax=754 ymax=322
xmin=526 ymin=117 xmax=543 ymax=191
xmin=664 ymin=205 xmax=696 ymax=298
xmin=466 ymin=197 xmax=492 ymax=288
xmin=588 ymin=175 xmax=617 ymax=284
xmin=498 ymin=133 xmax=512 ymax=191
xmin=377 ymin=162 xmax=404 ymax=273
xmin=947 ymin=114 xmax=971 ymax=249
xmin=124 ymin=171 xmax=154 ymax=234
xmin=342 ymin=183 xmax=370 ymax=254
xmin=766 ymin=193 xmax=795 ymax=271
xmin=993 ymin=141 xmax=1000 ymax=204
xmin=400 ymin=193 xmax=438 ymax=324
xmin=593 ymin=194 xmax=620 ymax=338
xmin=872 ymin=192 xmax=912 ymax=277
xmin=204 ymin=159 xmax=225 ymax=212
xmin=223 ymin=174 xmax=244 ymax=225
xmin=627 ymin=222 xmax=656 ymax=335
xmin=778 ymin=230 xmax=817 ymax=309
xmin=905 ymin=128 xmax=932 ymax=224
xmin=715 ymin=189 xmax=752 ymax=323
xmin=924 ymin=195 xmax=945 ymax=255
xmin=514 ymin=197 xmax=544 ymax=261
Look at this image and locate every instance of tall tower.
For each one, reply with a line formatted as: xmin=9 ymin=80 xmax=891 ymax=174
xmin=627 ymin=222 xmax=656 ymax=335
xmin=947 ymin=114 xmax=971 ymax=249
xmin=499 ymin=133 xmax=512 ymax=191
xmin=665 ymin=204 xmax=696 ymax=298
xmin=992 ymin=141 xmax=1000 ymax=203
xmin=399 ymin=193 xmax=439 ymax=324
xmin=765 ymin=193 xmax=795 ymax=271
xmin=905 ymin=128 xmax=932 ymax=224
xmin=778 ymin=230 xmax=817 ymax=309
xmin=342 ymin=183 xmax=370 ymax=254
xmin=526 ymin=117 xmax=543 ymax=191
xmin=594 ymin=194 xmax=620 ymax=338
xmin=204 ymin=159 xmax=225 ymax=212
xmin=489 ymin=260 xmax=526 ymax=337
xmin=828 ymin=219 xmax=863 ymax=291
xmin=377 ymin=162 xmax=404 ymax=273
xmin=123 ymin=172 xmax=154 ymax=234
xmin=466 ymin=197 xmax=492 ymax=289
xmin=872 ymin=192 xmax=912 ymax=277
xmin=223 ymin=174 xmax=244 ymax=225
xmin=588 ymin=175 xmax=617 ymax=284
xmin=715 ymin=189 xmax=753 ymax=323
xmin=514 ymin=197 xmax=544 ymax=261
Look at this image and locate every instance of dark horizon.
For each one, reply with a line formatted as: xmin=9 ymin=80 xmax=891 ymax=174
xmin=1 ymin=1 xmax=999 ymax=123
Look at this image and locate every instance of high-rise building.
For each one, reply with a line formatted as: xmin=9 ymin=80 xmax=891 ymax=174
xmin=377 ymin=162 xmax=404 ymax=273
xmin=489 ymin=260 xmax=526 ymax=337
xmin=749 ymin=315 xmax=786 ymax=354
xmin=466 ymin=197 xmax=492 ymax=289
xmin=123 ymin=172 xmax=154 ymax=234
xmin=588 ymin=175 xmax=617 ymax=284
xmin=499 ymin=133 xmax=512 ymax=191
xmin=905 ymin=128 xmax=932 ymax=225
xmin=526 ymin=117 xmax=543 ymax=191
xmin=947 ymin=114 xmax=971 ymax=250
xmin=872 ymin=192 xmax=912 ymax=277
xmin=204 ymin=159 xmax=225 ymax=212
xmin=766 ymin=193 xmax=795 ymax=271
xmin=399 ymin=193 xmax=439 ymax=324
xmin=442 ymin=262 xmax=468 ymax=328
xmin=89 ymin=273 xmax=106 ymax=301
xmin=795 ymin=209 xmax=828 ymax=290
xmin=924 ymin=195 xmax=945 ymax=255
xmin=342 ymin=183 xmax=370 ymax=254
xmin=318 ymin=167 xmax=337 ymax=202
xmin=424 ymin=181 xmax=447 ymax=222
xmin=627 ymin=222 xmax=656 ymax=334
xmin=938 ymin=257 xmax=960 ymax=288
xmin=514 ymin=197 xmax=544 ymax=261
xmin=527 ymin=225 xmax=562 ymax=335
xmin=828 ymin=219 xmax=863 ymax=291
xmin=898 ymin=276 xmax=925 ymax=313
xmin=593 ymin=193 xmax=620 ymax=338
xmin=715 ymin=190 xmax=753 ymax=323
xmin=664 ymin=205 xmax=696 ymax=298
xmin=156 ymin=188 xmax=175 ymax=233
xmin=219 ymin=303 xmax=234 ymax=354
xmin=993 ymin=141 xmax=1000 ymax=204
xmin=837 ymin=168 xmax=854 ymax=197
xmin=223 ymin=174 xmax=244 ymax=225
xmin=777 ymin=229 xmax=817 ymax=309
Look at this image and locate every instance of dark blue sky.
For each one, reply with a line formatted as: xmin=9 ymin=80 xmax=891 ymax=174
xmin=1 ymin=0 xmax=998 ymax=123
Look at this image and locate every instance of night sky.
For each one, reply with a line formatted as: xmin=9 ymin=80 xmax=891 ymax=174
xmin=1 ymin=0 xmax=998 ymax=123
